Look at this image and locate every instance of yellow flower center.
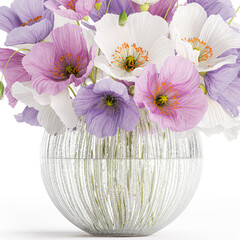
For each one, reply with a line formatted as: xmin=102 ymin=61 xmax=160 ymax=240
xmin=105 ymin=96 xmax=115 ymax=107
xmin=156 ymin=95 xmax=168 ymax=106
xmin=111 ymin=42 xmax=149 ymax=73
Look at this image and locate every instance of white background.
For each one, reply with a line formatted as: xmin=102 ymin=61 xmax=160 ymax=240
xmin=0 ymin=0 xmax=240 ymax=239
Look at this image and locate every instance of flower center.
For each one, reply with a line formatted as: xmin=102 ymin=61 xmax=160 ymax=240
xmin=21 ymin=16 xmax=42 ymax=27
xmin=105 ymin=95 xmax=116 ymax=107
xmin=125 ymin=56 xmax=136 ymax=72
xmin=148 ymin=82 xmax=182 ymax=116
xmin=182 ymin=37 xmax=213 ymax=63
xmin=111 ymin=42 xmax=149 ymax=73
xmin=66 ymin=0 xmax=77 ymax=11
xmin=52 ymin=53 xmax=86 ymax=80
xmin=156 ymin=95 xmax=168 ymax=106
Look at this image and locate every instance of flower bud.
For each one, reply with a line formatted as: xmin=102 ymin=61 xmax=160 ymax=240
xmin=83 ymin=15 xmax=89 ymax=22
xmin=129 ymin=85 xmax=135 ymax=96
xmin=139 ymin=3 xmax=150 ymax=12
xmin=0 ymin=81 xmax=4 ymax=99
xmin=94 ymin=2 xmax=102 ymax=11
xmin=119 ymin=11 xmax=128 ymax=26
xmin=199 ymin=83 xmax=207 ymax=94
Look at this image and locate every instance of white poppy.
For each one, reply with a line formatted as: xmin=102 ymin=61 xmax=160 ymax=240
xmin=170 ymin=3 xmax=240 ymax=72
xmin=197 ymin=95 xmax=240 ymax=140
xmin=94 ymin=12 xmax=174 ymax=81
xmin=11 ymin=82 xmax=78 ymax=135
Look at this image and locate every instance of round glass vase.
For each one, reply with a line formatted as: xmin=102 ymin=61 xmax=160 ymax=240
xmin=40 ymin=110 xmax=202 ymax=237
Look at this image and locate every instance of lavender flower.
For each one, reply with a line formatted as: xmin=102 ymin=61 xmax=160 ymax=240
xmin=89 ymin=0 xmax=134 ymax=22
xmin=0 ymin=48 xmax=31 ymax=107
xmin=187 ymin=0 xmax=235 ymax=21
xmin=204 ymin=49 xmax=240 ymax=117
xmin=0 ymin=0 xmax=54 ymax=46
xmin=22 ymin=23 xmax=95 ymax=95
xmin=15 ymin=107 xmax=40 ymax=126
xmin=73 ymin=78 xmax=139 ymax=138
xmin=129 ymin=0 xmax=177 ymax=22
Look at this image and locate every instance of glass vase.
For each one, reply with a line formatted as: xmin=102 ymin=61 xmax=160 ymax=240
xmin=40 ymin=110 xmax=202 ymax=237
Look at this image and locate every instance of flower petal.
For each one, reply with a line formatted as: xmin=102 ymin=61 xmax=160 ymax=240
xmin=15 ymin=106 xmax=40 ymax=126
xmin=93 ymin=78 xmax=130 ymax=101
xmin=73 ymin=84 xmax=97 ymax=116
xmin=0 ymin=6 xmax=21 ymax=33
xmin=37 ymin=105 xmax=65 ymax=135
xmin=85 ymin=107 xmax=119 ymax=138
xmin=118 ymin=97 xmax=139 ymax=132
xmin=5 ymin=18 xmax=54 ymax=46
xmin=11 ymin=0 xmax=44 ymax=23
xmin=50 ymin=89 xmax=78 ymax=129
xmin=51 ymin=23 xmax=88 ymax=58
xmin=159 ymin=56 xmax=201 ymax=92
xmin=170 ymin=3 xmax=207 ymax=43
xmin=199 ymin=15 xmax=240 ymax=59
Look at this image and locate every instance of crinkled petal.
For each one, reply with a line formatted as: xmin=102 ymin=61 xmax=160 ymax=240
xmin=159 ymin=56 xmax=201 ymax=92
xmin=199 ymin=15 xmax=240 ymax=59
xmin=85 ymin=107 xmax=119 ymax=138
xmin=15 ymin=106 xmax=40 ymax=126
xmin=5 ymin=18 xmax=54 ymax=46
xmin=37 ymin=105 xmax=65 ymax=135
xmin=134 ymin=63 xmax=158 ymax=109
xmin=0 ymin=6 xmax=21 ymax=33
xmin=50 ymin=89 xmax=78 ymax=129
xmin=51 ymin=23 xmax=88 ymax=58
xmin=11 ymin=0 xmax=45 ymax=23
xmin=118 ymin=97 xmax=139 ymax=132
xmin=170 ymin=3 xmax=207 ymax=43
xmin=93 ymin=78 xmax=130 ymax=102
xmin=73 ymin=84 xmax=97 ymax=116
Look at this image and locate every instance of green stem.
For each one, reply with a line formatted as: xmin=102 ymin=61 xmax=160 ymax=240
xmin=68 ymin=85 xmax=77 ymax=97
xmin=106 ymin=0 xmax=112 ymax=13
xmin=94 ymin=48 xmax=101 ymax=84
xmin=1 ymin=49 xmax=30 ymax=83
xmin=122 ymin=0 xmax=125 ymax=11
xmin=228 ymin=6 xmax=240 ymax=25
xmin=164 ymin=0 xmax=174 ymax=20
xmin=176 ymin=0 xmax=178 ymax=8
xmin=76 ymin=20 xmax=80 ymax=26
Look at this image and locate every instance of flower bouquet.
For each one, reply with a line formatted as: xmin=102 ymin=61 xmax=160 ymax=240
xmin=0 ymin=0 xmax=240 ymax=237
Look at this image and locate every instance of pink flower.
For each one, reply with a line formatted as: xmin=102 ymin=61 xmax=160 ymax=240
xmin=22 ymin=23 xmax=95 ymax=95
xmin=45 ymin=0 xmax=97 ymax=20
xmin=134 ymin=56 xmax=208 ymax=131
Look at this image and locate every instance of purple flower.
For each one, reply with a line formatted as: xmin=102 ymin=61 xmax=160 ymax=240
xmin=0 ymin=48 xmax=31 ymax=107
xmin=187 ymin=0 xmax=235 ymax=21
xmin=134 ymin=57 xmax=208 ymax=132
xmin=45 ymin=0 xmax=96 ymax=20
xmin=89 ymin=0 xmax=134 ymax=22
xmin=15 ymin=107 xmax=40 ymax=126
xmin=0 ymin=0 xmax=54 ymax=46
xmin=22 ymin=23 xmax=95 ymax=95
xmin=73 ymin=78 xmax=139 ymax=138
xmin=204 ymin=49 xmax=240 ymax=117
xmin=129 ymin=0 xmax=176 ymax=22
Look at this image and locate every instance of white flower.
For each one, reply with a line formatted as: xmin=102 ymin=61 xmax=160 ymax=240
xmin=131 ymin=0 xmax=160 ymax=5
xmin=94 ymin=12 xmax=174 ymax=81
xmin=170 ymin=3 xmax=240 ymax=72
xmin=11 ymin=82 xmax=77 ymax=135
xmin=197 ymin=95 xmax=240 ymax=140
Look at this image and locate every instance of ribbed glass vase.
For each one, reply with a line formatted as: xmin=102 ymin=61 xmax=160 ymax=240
xmin=41 ymin=110 xmax=202 ymax=237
